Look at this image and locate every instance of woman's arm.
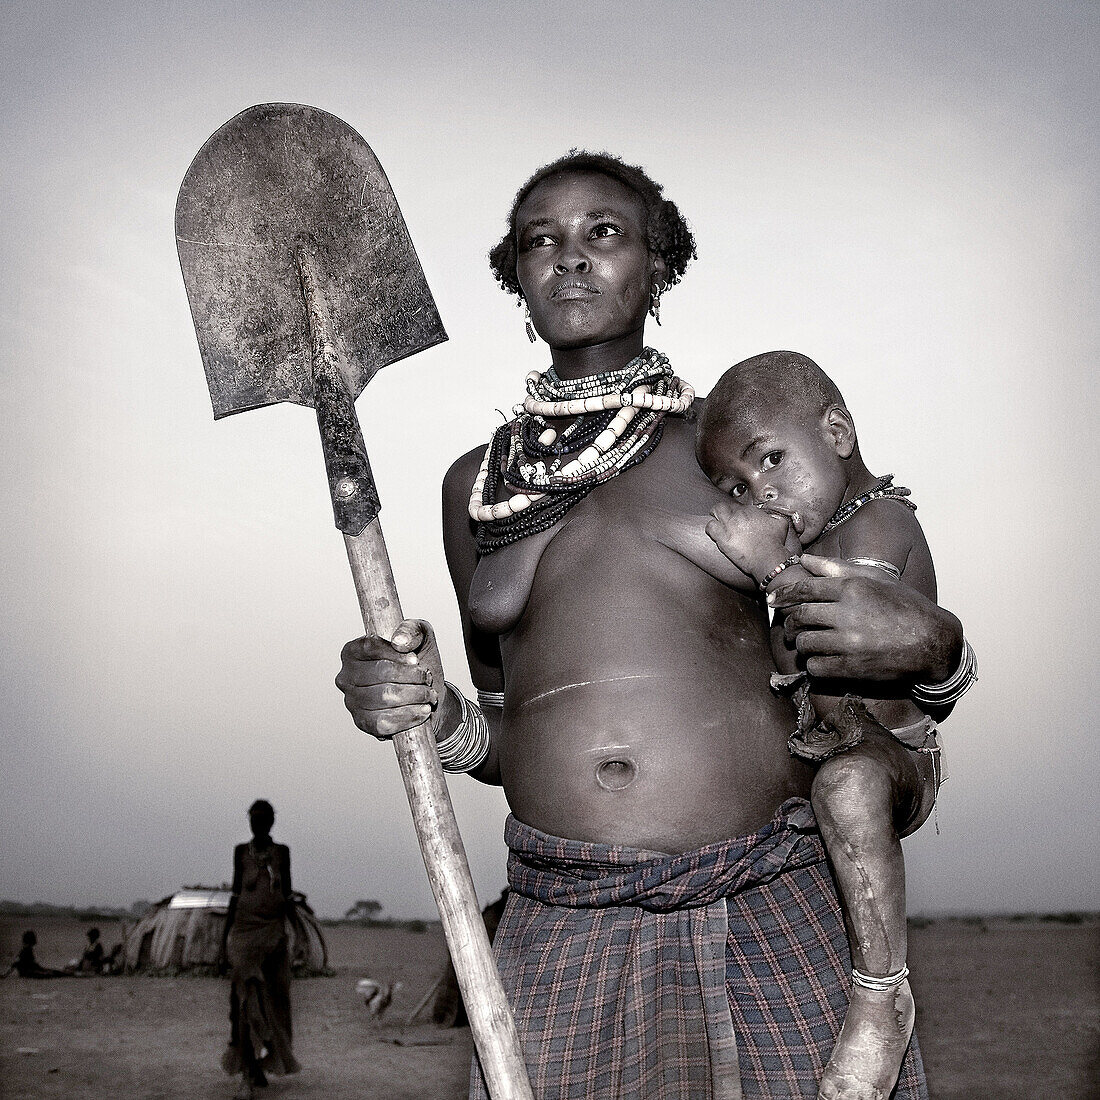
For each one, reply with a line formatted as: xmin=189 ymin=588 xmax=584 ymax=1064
xmin=441 ymin=448 xmax=504 ymax=785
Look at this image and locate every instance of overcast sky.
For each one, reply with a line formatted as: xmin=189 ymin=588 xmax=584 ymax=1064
xmin=1 ymin=1 xmax=1096 ymax=920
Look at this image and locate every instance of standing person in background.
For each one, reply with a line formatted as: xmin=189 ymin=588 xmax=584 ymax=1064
xmin=336 ymin=151 xmax=972 ymax=1099
xmin=220 ymin=799 xmax=300 ymax=1100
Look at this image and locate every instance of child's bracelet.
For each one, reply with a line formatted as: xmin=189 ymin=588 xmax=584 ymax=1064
xmin=436 ymin=683 xmax=491 ymax=772
xmin=911 ymin=639 xmax=978 ymax=705
xmin=760 ymin=555 xmax=801 ymax=591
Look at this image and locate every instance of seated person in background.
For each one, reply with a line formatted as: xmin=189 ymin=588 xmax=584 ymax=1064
xmin=7 ymin=930 xmax=66 ymax=978
xmin=101 ymin=942 xmax=124 ymax=975
xmin=77 ymin=927 xmax=105 ymax=973
xmin=698 ymin=350 xmax=976 ymax=1100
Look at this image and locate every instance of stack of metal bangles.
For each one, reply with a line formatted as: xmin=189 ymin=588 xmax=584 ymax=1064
xmin=434 ymin=683 xmax=503 ymax=772
xmin=911 ymin=639 xmax=978 ymax=705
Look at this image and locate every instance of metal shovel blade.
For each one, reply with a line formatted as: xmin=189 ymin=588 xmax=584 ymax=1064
xmin=175 ymin=103 xmax=447 ymax=419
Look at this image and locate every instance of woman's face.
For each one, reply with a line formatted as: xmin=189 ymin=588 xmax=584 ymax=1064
xmin=515 ymin=170 xmax=664 ymax=350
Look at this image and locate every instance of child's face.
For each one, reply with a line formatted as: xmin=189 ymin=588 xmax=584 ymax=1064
xmin=699 ymin=404 xmax=850 ymax=545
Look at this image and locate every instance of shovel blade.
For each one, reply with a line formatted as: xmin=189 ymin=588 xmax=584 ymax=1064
xmin=176 ymin=103 xmax=446 ymax=419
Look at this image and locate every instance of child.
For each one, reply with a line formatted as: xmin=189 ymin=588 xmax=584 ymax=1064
xmin=6 ymin=930 xmax=66 ymax=978
xmin=697 ymin=350 xmax=972 ymax=1100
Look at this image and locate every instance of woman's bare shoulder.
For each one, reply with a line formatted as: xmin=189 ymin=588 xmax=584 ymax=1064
xmin=442 ymin=444 xmax=486 ymax=512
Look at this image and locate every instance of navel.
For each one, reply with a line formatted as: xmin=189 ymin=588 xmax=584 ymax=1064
xmin=595 ymin=757 xmax=637 ymax=791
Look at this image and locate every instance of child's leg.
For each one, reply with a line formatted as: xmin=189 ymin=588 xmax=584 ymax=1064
xmin=811 ymin=729 xmax=936 ymax=1100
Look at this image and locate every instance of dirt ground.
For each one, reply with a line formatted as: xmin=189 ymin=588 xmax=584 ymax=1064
xmin=1 ymin=914 xmax=1096 ymax=1099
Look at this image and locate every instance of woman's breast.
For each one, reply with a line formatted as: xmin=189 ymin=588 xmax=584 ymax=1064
xmin=468 ymin=522 xmax=561 ymax=635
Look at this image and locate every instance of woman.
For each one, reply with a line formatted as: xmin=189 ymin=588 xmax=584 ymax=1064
xmin=221 ymin=799 xmax=300 ymax=1099
xmin=336 ymin=152 xmax=968 ymax=1099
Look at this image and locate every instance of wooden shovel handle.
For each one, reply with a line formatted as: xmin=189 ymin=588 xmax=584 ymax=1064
xmin=344 ymin=521 xmax=533 ymax=1100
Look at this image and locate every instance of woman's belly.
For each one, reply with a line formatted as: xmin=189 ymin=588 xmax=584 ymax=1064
xmin=496 ymin=591 xmax=812 ymax=851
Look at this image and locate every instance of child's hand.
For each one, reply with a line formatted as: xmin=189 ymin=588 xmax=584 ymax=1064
xmin=706 ymin=501 xmax=797 ymax=582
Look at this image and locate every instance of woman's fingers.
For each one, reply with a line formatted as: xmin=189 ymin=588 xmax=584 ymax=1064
xmin=348 ymin=700 xmax=436 ymax=740
xmin=391 ymin=618 xmax=428 ymax=653
xmin=781 ymin=602 xmax=838 ymax=638
xmin=342 ymin=680 xmax=436 ymax=711
xmin=336 ymin=655 xmax=427 ymax=690
xmin=770 ymin=555 xmax=886 ymax=608
xmin=802 ymin=655 xmax=850 ymax=679
xmin=768 ymin=575 xmax=843 ymax=609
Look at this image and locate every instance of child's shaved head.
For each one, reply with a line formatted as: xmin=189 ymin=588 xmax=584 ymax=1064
xmin=701 ymin=351 xmax=847 ymax=437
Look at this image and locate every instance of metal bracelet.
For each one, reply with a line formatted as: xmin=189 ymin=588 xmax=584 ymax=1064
xmin=476 ymin=689 xmax=506 ymax=709
xmin=852 ymin=965 xmax=910 ymax=991
xmin=436 ymin=683 xmax=491 ymax=772
xmin=846 ymin=556 xmax=902 ymax=579
xmin=911 ymin=639 xmax=978 ymax=705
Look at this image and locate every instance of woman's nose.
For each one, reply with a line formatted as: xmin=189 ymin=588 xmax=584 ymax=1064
xmin=553 ymin=249 xmax=591 ymax=275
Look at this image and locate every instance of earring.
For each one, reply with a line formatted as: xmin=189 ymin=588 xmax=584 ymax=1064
xmin=524 ymin=301 xmax=537 ymax=343
xmin=649 ymin=283 xmax=663 ymax=326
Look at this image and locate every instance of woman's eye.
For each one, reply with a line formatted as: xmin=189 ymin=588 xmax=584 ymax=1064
xmin=590 ymin=223 xmax=622 ymax=238
xmin=526 ymin=233 xmax=553 ymax=249
xmin=762 ymin=451 xmax=783 ymax=470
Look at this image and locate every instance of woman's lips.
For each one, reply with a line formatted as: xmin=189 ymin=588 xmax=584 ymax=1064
xmin=550 ymin=279 xmax=600 ymax=300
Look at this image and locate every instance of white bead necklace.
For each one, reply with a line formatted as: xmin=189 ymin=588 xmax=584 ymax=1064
xmin=468 ymin=350 xmax=694 ymax=524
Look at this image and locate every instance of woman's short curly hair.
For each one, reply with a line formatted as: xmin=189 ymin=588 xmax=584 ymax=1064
xmin=488 ymin=150 xmax=697 ymax=298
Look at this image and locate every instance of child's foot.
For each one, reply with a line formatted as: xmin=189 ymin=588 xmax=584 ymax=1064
xmin=232 ymin=1073 xmax=254 ymax=1100
xmin=818 ymin=978 xmax=915 ymax=1100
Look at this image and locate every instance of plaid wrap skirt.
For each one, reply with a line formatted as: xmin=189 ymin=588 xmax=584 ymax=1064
xmin=470 ymin=798 xmax=926 ymax=1100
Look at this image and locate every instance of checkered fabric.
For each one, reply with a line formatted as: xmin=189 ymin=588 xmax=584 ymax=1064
xmin=470 ymin=798 xmax=927 ymax=1100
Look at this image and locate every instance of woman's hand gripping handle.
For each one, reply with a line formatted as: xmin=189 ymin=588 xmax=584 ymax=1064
xmin=336 ymin=619 xmax=460 ymax=742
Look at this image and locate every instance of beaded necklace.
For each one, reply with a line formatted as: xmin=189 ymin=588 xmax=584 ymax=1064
xmin=821 ymin=474 xmax=916 ymax=533
xmin=470 ymin=349 xmax=694 ymax=554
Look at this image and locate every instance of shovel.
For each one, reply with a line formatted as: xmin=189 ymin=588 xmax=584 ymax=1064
xmin=176 ymin=102 xmax=532 ymax=1100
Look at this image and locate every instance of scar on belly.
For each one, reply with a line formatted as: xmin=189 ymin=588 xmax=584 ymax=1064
xmin=596 ymin=757 xmax=637 ymax=791
xmin=517 ymin=674 xmax=661 ymax=710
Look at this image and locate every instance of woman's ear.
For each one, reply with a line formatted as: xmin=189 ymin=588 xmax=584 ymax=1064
xmin=651 ymin=254 xmax=668 ymax=289
xmin=823 ymin=405 xmax=857 ymax=458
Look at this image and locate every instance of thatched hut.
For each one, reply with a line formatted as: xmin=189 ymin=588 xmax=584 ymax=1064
xmin=122 ymin=888 xmax=327 ymax=973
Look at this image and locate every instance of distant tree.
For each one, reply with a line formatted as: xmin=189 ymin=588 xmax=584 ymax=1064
xmin=344 ymin=899 xmax=384 ymax=923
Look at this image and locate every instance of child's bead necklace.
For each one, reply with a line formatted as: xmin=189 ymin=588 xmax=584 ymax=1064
xmin=822 ymin=474 xmax=916 ymax=533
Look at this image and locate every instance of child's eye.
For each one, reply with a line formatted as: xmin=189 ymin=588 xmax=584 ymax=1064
xmin=762 ymin=451 xmax=783 ymax=470
xmin=729 ymin=483 xmax=748 ymax=499
xmin=590 ymin=222 xmax=622 ymax=238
